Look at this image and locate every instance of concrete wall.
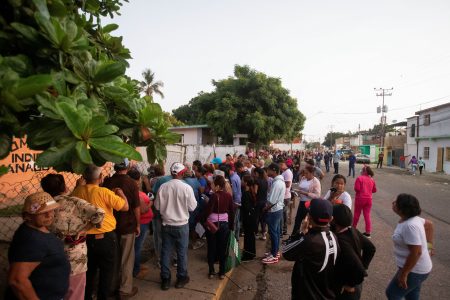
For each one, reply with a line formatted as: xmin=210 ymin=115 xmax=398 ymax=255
xmin=170 ymin=128 xmax=200 ymax=145
xmin=270 ymin=143 xmax=305 ymax=151
xmin=418 ymin=107 xmax=450 ymax=137
xmin=417 ymin=139 xmax=450 ymax=174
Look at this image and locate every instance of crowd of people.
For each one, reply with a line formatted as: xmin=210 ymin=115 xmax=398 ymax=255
xmin=4 ymin=149 xmax=435 ymax=300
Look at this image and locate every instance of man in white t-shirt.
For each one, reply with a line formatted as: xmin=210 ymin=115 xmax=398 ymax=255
xmin=280 ymin=160 xmax=293 ymax=236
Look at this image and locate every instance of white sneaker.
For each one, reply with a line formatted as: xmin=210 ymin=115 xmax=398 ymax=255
xmin=264 ymin=252 xmax=281 ymax=259
xmin=262 ymin=255 xmax=279 ymax=264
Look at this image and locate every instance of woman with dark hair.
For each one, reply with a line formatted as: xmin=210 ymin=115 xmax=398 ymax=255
xmin=253 ymin=168 xmax=269 ymax=240
xmin=241 ymin=175 xmax=257 ymax=261
xmin=386 ymin=194 xmax=434 ymax=300
xmin=201 ymin=175 xmax=235 ymax=279
xmin=324 ymin=174 xmax=352 ymax=209
xmin=291 ymin=165 xmax=321 ymax=236
xmin=353 ymin=166 xmax=376 ymax=238
xmin=332 ymin=205 xmax=376 ymax=300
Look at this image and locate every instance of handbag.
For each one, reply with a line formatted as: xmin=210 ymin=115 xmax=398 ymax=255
xmin=204 ymin=193 xmax=220 ymax=233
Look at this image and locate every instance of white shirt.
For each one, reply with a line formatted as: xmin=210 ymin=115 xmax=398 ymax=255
xmin=267 ymin=175 xmax=286 ymax=212
xmin=282 ymin=169 xmax=293 ymax=199
xmin=323 ymin=190 xmax=352 ymax=209
xmin=298 ymin=178 xmax=313 ymax=202
xmin=392 ymin=216 xmax=432 ymax=274
xmin=155 ymin=179 xmax=198 ymax=226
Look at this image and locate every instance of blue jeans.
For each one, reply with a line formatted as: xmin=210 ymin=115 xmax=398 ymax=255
xmin=348 ymin=164 xmax=355 ymax=177
xmin=265 ymin=209 xmax=283 ymax=256
xmin=160 ymin=224 xmax=189 ymax=280
xmin=234 ymin=207 xmax=241 ymax=241
xmin=133 ymin=223 xmax=149 ymax=276
xmin=386 ymin=270 xmax=429 ymax=300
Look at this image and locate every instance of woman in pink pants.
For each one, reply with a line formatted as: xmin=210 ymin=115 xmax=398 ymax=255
xmin=353 ymin=166 xmax=377 ymax=238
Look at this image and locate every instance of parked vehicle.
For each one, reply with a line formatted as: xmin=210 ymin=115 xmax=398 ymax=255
xmin=355 ymin=154 xmax=371 ymax=164
xmin=339 ymin=149 xmax=352 ymax=161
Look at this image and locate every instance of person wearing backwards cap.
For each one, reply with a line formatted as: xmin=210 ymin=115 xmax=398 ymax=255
xmin=155 ymin=162 xmax=198 ymax=291
xmin=282 ymin=198 xmax=340 ymax=300
xmin=6 ymin=192 xmax=70 ymax=300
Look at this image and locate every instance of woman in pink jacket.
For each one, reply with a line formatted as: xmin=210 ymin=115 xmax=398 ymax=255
xmin=353 ymin=166 xmax=377 ymax=238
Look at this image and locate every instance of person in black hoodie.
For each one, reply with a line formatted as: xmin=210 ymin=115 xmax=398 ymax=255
xmin=282 ymin=198 xmax=339 ymax=300
xmin=332 ymin=204 xmax=376 ymax=300
xmin=241 ymin=175 xmax=257 ymax=260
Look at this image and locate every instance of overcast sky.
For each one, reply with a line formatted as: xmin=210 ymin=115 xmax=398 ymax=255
xmin=111 ymin=0 xmax=450 ymax=142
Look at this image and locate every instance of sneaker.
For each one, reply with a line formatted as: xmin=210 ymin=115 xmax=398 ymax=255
xmin=135 ymin=268 xmax=149 ymax=279
xmin=264 ymin=252 xmax=281 ymax=259
xmin=192 ymin=240 xmax=205 ymax=250
xmin=161 ymin=279 xmax=170 ymax=291
xmin=175 ymin=276 xmax=190 ymax=288
xmin=363 ymin=232 xmax=371 ymax=239
xmin=259 ymin=233 xmax=267 ymax=240
xmin=262 ymin=255 xmax=279 ymax=264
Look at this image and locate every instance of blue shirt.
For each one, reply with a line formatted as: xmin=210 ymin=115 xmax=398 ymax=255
xmin=152 ymin=175 xmax=172 ymax=194
xmin=348 ymin=154 xmax=356 ymax=165
xmin=184 ymin=177 xmax=201 ymax=202
xmin=230 ymin=172 xmax=242 ymax=205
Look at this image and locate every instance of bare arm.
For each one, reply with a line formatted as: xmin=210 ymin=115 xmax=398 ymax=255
xmin=8 ymin=262 xmax=40 ymax=300
xmin=398 ymin=245 xmax=422 ymax=289
xmin=114 ymin=188 xmax=129 ymax=211
xmin=424 ymin=219 xmax=434 ymax=256
xmin=134 ymin=206 xmax=141 ymax=236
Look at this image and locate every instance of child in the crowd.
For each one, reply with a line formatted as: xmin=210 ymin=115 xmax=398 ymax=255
xmin=323 ymin=174 xmax=352 ymax=209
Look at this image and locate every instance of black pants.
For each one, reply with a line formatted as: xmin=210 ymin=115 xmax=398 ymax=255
xmin=334 ymin=162 xmax=339 ymax=174
xmin=85 ymin=231 xmax=117 ymax=300
xmin=325 ymin=162 xmax=330 ymax=172
xmin=255 ymin=203 xmax=267 ymax=233
xmin=419 ymin=166 xmax=424 ymax=175
xmin=377 ymin=159 xmax=383 ymax=168
xmin=242 ymin=210 xmax=257 ymax=259
xmin=206 ymin=222 xmax=229 ymax=275
xmin=291 ymin=201 xmax=308 ymax=236
xmin=348 ymin=164 xmax=355 ymax=177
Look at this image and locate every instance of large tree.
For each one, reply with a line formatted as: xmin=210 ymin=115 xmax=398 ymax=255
xmin=0 ymin=0 xmax=178 ymax=174
xmin=173 ymin=65 xmax=306 ymax=145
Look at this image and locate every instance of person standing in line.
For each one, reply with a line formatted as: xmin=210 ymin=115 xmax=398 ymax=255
xmin=202 ymin=175 xmax=235 ymax=278
xmin=377 ymin=151 xmax=384 ymax=169
xmin=418 ymin=157 xmax=426 ymax=175
xmin=241 ymin=175 xmax=257 ymax=261
xmin=229 ymin=165 xmax=242 ymax=241
xmin=280 ymin=160 xmax=293 ymax=236
xmin=41 ymin=174 xmax=105 ymax=300
xmin=409 ymin=156 xmax=419 ymax=176
xmin=386 ymin=194 xmax=434 ymax=300
xmin=323 ymin=174 xmax=352 ymax=209
xmin=306 ymin=159 xmax=324 ymax=180
xmin=332 ymin=204 xmax=376 ymax=300
xmin=315 ymin=152 xmax=323 ymax=169
xmin=324 ymin=152 xmax=331 ymax=173
xmin=6 ymin=192 xmax=70 ymax=300
xmin=282 ymin=198 xmax=339 ymax=300
xmin=103 ymin=160 xmax=140 ymax=298
xmin=253 ymin=167 xmax=269 ymax=240
xmin=155 ymin=163 xmax=197 ymax=291
xmin=72 ymin=165 xmax=129 ymax=300
xmin=348 ymin=152 xmax=356 ymax=178
xmin=183 ymin=167 xmax=205 ymax=250
xmin=290 ymin=165 xmax=322 ymax=237
xmin=127 ymin=168 xmax=153 ymax=279
xmin=352 ymin=166 xmax=376 ymax=238
xmin=262 ymin=163 xmax=286 ymax=264
xmin=333 ymin=152 xmax=341 ymax=174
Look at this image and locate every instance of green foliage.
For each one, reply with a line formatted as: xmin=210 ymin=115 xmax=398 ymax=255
xmin=0 ymin=0 xmax=176 ymax=173
xmin=172 ymin=65 xmax=305 ymax=145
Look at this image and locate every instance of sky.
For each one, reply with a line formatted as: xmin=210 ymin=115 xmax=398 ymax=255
xmin=109 ymin=0 xmax=450 ymax=142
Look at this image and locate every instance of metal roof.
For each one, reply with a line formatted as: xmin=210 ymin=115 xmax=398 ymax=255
xmin=168 ymin=124 xmax=210 ymax=130
xmin=415 ymin=102 xmax=450 ymax=115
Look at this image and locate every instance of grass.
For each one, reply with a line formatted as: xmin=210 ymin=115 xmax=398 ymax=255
xmin=0 ymin=205 xmax=23 ymax=217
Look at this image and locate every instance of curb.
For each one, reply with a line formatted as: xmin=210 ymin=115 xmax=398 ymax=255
xmin=212 ymin=268 xmax=234 ymax=300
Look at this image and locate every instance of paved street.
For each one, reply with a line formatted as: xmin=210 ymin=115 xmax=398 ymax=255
xmin=223 ymin=162 xmax=450 ymax=300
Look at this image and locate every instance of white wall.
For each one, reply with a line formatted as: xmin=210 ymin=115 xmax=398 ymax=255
xmin=184 ymin=145 xmax=247 ymax=164
xmin=418 ymin=139 xmax=450 ymax=174
xmin=170 ymin=128 xmax=200 ymax=145
xmin=270 ymin=143 xmax=305 ymax=151
xmin=418 ymin=107 xmax=450 ymax=137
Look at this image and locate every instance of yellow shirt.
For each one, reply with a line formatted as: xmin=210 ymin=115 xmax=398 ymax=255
xmin=72 ymin=184 xmax=125 ymax=234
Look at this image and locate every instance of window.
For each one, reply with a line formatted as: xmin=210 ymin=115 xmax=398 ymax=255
xmin=446 ymin=147 xmax=450 ymax=162
xmin=424 ymin=114 xmax=430 ymax=126
xmin=410 ymin=124 xmax=416 ymax=137
xmin=424 ymin=147 xmax=430 ymax=159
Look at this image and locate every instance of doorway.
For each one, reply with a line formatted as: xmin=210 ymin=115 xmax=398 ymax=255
xmin=436 ymin=147 xmax=444 ymax=172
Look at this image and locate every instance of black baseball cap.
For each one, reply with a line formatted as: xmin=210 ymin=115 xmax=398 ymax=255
xmin=306 ymin=198 xmax=333 ymax=225
xmin=267 ymin=163 xmax=280 ymax=173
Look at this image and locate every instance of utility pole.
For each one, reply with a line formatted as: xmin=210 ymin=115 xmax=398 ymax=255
xmin=329 ymin=125 xmax=334 ymax=150
xmin=374 ymin=87 xmax=393 ymax=150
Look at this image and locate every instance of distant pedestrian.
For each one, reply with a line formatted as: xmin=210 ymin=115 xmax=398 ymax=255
xmin=315 ymin=152 xmax=323 ymax=168
xmin=155 ymin=162 xmax=197 ymax=290
xmin=324 ymin=152 xmax=331 ymax=173
xmin=306 ymin=159 xmax=324 ymax=180
xmin=332 ymin=204 xmax=376 ymax=300
xmin=377 ymin=152 xmax=384 ymax=168
xmin=282 ymin=198 xmax=339 ymax=300
xmin=348 ymin=152 xmax=356 ymax=178
xmin=418 ymin=157 xmax=426 ymax=175
xmin=333 ymin=152 xmax=341 ymax=174
xmin=353 ymin=166 xmax=376 ymax=238
xmin=409 ymin=156 xmax=418 ymax=176
xmin=386 ymin=194 xmax=434 ymax=300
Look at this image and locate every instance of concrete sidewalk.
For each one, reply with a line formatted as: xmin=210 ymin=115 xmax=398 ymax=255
xmin=132 ymin=239 xmax=231 ymax=300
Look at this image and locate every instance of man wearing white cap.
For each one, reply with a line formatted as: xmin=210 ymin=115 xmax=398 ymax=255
xmin=155 ymin=162 xmax=198 ymax=291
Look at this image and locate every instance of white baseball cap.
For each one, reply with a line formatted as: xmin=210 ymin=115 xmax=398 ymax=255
xmin=170 ymin=162 xmax=187 ymax=175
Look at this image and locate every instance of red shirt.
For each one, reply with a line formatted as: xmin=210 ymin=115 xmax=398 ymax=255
xmin=354 ymin=175 xmax=377 ymax=199
xmin=139 ymin=191 xmax=153 ymax=224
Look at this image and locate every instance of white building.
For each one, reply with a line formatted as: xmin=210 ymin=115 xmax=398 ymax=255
xmin=168 ymin=124 xmax=216 ymax=145
xmin=405 ymin=102 xmax=450 ymax=174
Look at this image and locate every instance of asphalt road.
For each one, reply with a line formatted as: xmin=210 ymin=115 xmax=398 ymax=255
xmin=223 ymin=162 xmax=450 ymax=300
